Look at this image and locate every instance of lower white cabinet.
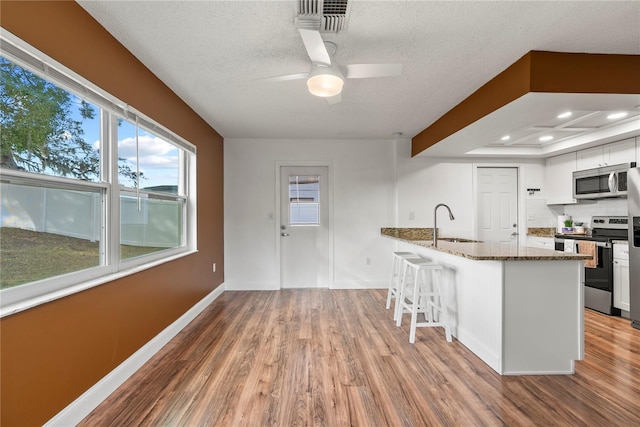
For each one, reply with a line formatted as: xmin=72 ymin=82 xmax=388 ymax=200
xmin=526 ymin=236 xmax=555 ymax=249
xmin=613 ymin=243 xmax=630 ymax=312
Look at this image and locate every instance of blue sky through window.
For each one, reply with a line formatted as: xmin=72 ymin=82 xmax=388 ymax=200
xmin=67 ymin=96 xmax=179 ymax=190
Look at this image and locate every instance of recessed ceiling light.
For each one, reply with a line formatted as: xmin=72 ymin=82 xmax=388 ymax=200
xmin=501 ymin=135 xmax=510 ymax=141
xmin=539 ymin=135 xmax=554 ymax=142
xmin=607 ymin=112 xmax=628 ymax=120
xmin=557 ymin=111 xmax=572 ymax=119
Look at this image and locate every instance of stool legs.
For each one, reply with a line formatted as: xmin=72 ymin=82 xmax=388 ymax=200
xmin=387 ymin=252 xmax=418 ymax=320
xmin=396 ymin=259 xmax=452 ymax=344
xmin=426 ymin=272 xmax=452 ymax=342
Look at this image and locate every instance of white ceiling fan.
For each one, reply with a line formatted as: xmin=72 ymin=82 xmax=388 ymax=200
xmin=263 ymin=29 xmax=402 ymax=105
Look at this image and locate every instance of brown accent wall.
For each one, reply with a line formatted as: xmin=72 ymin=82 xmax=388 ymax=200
xmin=0 ymin=2 xmax=224 ymax=426
xmin=412 ymin=51 xmax=640 ymax=157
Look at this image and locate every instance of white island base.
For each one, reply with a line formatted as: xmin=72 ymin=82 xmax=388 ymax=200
xmin=397 ymin=241 xmax=585 ymax=375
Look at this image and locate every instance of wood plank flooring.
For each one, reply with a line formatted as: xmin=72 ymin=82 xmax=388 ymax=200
xmin=80 ymin=289 xmax=640 ymax=426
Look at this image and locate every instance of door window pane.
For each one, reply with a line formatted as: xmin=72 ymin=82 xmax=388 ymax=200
xmin=289 ymin=175 xmax=319 ymax=225
xmin=0 ymin=181 xmax=103 ymax=289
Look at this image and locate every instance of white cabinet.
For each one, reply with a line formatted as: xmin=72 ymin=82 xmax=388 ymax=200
xmin=577 ymin=146 xmax=605 ymax=170
xmin=545 ymin=152 xmax=577 ymax=205
xmin=576 ymin=138 xmax=636 ymax=170
xmin=606 ymin=138 xmax=636 ymax=166
xmin=526 ymin=236 xmax=555 ymax=250
xmin=613 ymin=242 xmax=630 ymax=312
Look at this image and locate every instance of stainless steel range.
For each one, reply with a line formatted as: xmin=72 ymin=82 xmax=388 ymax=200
xmin=554 ymin=216 xmax=628 ymax=315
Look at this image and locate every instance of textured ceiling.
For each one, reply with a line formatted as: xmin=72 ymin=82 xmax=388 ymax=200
xmin=77 ymin=0 xmax=640 ymax=155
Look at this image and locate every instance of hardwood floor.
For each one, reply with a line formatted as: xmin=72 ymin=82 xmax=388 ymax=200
xmin=80 ymin=289 xmax=640 ymax=426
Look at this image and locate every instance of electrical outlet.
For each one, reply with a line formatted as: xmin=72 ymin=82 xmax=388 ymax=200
xmin=212 ymin=262 xmax=216 ymax=273
xmin=409 ymin=211 xmax=415 ymax=220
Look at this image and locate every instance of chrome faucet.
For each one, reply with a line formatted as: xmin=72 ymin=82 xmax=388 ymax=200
xmin=433 ymin=203 xmax=455 ymax=247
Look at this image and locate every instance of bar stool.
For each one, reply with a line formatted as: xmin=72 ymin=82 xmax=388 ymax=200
xmin=386 ymin=251 xmax=422 ymax=320
xmin=396 ymin=257 xmax=452 ymax=344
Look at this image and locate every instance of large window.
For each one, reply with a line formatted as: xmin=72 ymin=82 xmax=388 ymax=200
xmin=0 ymin=35 xmax=196 ymax=312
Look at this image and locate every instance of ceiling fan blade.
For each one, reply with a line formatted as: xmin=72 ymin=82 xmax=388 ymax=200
xmin=345 ymin=63 xmax=403 ymax=79
xmin=298 ymin=28 xmax=331 ymax=66
xmin=326 ymin=93 xmax=342 ymax=105
xmin=258 ymin=72 xmax=309 ymax=83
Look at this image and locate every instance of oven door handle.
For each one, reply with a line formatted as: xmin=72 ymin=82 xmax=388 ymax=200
xmin=594 ymin=241 xmax=611 ymax=248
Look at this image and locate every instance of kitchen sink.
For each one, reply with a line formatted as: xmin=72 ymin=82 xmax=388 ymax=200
xmin=438 ymin=237 xmax=481 ymax=243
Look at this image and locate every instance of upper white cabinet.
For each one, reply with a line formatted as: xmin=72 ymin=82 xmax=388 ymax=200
xmin=576 ymin=138 xmax=636 ymax=170
xmin=576 ymin=146 xmax=604 ymax=170
xmin=606 ymin=138 xmax=636 ymax=166
xmin=545 ymin=152 xmax=577 ymax=205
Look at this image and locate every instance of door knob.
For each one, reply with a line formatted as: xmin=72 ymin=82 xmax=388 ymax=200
xmin=511 ymin=232 xmax=519 ymax=236
xmin=281 ymin=232 xmax=290 ymax=237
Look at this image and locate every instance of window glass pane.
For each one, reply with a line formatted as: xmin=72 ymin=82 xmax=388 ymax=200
xmin=1 ymin=56 xmax=101 ymax=182
xmin=289 ymin=175 xmax=319 ymax=225
xmin=0 ymin=181 xmax=103 ymax=289
xmin=120 ymin=194 xmax=184 ymax=260
xmin=0 ymin=40 xmax=195 ymax=307
xmin=117 ymin=119 xmax=181 ymax=194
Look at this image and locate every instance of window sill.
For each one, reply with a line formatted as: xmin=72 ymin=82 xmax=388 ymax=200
xmin=0 ymin=249 xmax=198 ymax=318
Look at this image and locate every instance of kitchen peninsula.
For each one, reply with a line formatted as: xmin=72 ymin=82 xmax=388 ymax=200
xmin=382 ymin=228 xmax=592 ymax=375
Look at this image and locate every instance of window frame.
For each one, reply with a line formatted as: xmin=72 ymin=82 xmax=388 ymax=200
xmin=0 ymin=31 xmax=198 ymax=316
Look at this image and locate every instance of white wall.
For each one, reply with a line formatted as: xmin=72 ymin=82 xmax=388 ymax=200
xmin=225 ymin=136 xmax=627 ymax=291
xmin=224 ymin=138 xmax=397 ymax=290
xmin=395 ymin=139 xmax=548 ymax=239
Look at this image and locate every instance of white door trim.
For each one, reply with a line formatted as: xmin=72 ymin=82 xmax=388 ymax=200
xmin=472 ymin=163 xmax=525 ymax=245
xmin=275 ymin=161 xmax=334 ymax=289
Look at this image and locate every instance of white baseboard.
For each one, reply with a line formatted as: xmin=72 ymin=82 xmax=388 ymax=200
xmin=331 ymin=280 xmax=388 ymax=289
xmin=45 ymin=283 xmax=225 ymax=426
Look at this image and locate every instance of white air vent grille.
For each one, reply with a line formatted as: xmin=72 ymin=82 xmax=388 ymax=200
xmin=323 ymin=0 xmax=348 ymax=15
xmin=297 ymin=0 xmax=350 ymax=33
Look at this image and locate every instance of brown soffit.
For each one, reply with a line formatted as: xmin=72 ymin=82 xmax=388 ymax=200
xmin=411 ymin=51 xmax=640 ymax=157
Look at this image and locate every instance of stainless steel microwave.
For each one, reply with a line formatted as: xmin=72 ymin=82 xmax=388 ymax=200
xmin=573 ymin=162 xmax=636 ymax=200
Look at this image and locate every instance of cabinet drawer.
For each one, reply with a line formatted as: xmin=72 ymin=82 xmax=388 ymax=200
xmin=613 ymin=243 xmax=629 ymax=260
xmin=527 ymin=236 xmax=555 ymax=249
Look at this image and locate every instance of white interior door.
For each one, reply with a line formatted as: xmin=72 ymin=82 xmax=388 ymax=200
xmin=477 ymin=167 xmax=519 ymax=244
xmin=279 ymin=166 xmax=329 ymax=288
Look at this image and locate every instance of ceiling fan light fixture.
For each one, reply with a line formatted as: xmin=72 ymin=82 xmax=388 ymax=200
xmin=307 ymin=64 xmax=344 ymax=97
xmin=307 ymin=73 xmax=344 ymax=97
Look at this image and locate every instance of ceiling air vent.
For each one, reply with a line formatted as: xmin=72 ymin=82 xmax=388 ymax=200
xmin=296 ymin=0 xmax=351 ymax=33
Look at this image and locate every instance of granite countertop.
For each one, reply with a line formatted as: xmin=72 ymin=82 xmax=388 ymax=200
xmin=381 ymin=228 xmax=591 ymax=261
xmin=526 ymin=227 xmax=557 ymax=237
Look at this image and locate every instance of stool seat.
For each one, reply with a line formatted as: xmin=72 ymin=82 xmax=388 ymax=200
xmin=396 ymin=257 xmax=452 ymax=344
xmin=386 ymin=251 xmax=423 ymax=320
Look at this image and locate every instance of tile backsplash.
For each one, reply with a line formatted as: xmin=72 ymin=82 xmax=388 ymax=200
xmin=526 ymin=198 xmax=628 ymax=228
xmin=526 ymin=199 xmax=563 ymax=227
xmin=563 ymin=198 xmax=628 ymax=228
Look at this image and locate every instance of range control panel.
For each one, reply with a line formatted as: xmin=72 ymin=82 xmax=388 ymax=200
xmin=592 ymin=216 xmax=628 ymax=229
